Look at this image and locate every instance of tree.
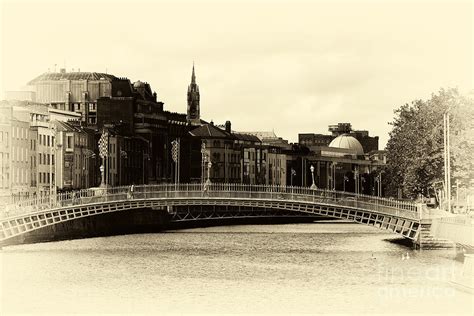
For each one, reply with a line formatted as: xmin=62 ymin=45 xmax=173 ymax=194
xmin=384 ymin=88 xmax=474 ymax=199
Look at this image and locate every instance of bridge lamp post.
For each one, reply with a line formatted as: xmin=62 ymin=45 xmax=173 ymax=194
xmin=290 ymin=168 xmax=296 ymax=186
xmin=201 ymin=142 xmax=206 ymax=184
xmin=99 ymin=165 xmax=105 ymax=187
xmin=206 ymin=161 xmax=212 ymax=185
xmin=310 ymin=165 xmax=317 ymax=189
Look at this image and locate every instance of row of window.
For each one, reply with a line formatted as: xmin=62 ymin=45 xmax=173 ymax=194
xmin=0 ymin=168 xmax=8 ymax=189
xmin=12 ymin=126 xmax=28 ymax=140
xmin=0 ymin=152 xmax=9 ymax=166
xmin=12 ymin=146 xmax=29 ymax=163
xmin=38 ymin=172 xmax=53 ymax=184
xmin=0 ymin=131 xmax=9 ymax=146
xmin=38 ymin=153 xmax=54 ymax=165
xmin=72 ymin=103 xmax=97 ymax=112
xmin=39 ymin=134 xmax=54 ymax=147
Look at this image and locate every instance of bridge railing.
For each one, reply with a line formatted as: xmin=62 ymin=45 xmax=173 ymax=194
xmin=0 ymin=183 xmax=420 ymax=220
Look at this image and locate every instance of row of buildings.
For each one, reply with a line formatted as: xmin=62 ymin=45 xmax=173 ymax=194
xmin=1 ymin=66 xmax=386 ymax=203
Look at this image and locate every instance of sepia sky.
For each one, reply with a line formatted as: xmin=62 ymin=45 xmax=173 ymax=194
xmin=1 ymin=0 xmax=472 ymax=148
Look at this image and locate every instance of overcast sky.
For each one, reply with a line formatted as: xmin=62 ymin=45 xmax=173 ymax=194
xmin=1 ymin=0 xmax=472 ymax=148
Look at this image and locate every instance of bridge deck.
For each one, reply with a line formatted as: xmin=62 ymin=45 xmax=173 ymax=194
xmin=0 ymin=184 xmax=422 ymax=244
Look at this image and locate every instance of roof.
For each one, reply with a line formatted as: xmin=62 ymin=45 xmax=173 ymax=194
xmin=189 ymin=124 xmax=234 ymax=139
xmin=329 ymin=134 xmax=364 ymax=155
xmin=241 ymin=131 xmax=278 ymax=140
xmin=28 ymin=72 xmax=117 ymax=85
xmin=233 ymin=133 xmax=261 ymax=143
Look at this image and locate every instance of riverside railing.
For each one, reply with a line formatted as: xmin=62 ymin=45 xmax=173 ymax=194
xmin=0 ymin=183 xmax=420 ymax=220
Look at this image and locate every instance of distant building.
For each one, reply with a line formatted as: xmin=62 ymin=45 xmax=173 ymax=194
xmin=0 ymin=105 xmax=11 ymax=202
xmin=189 ymin=122 xmax=244 ymax=183
xmin=288 ymin=134 xmax=385 ymax=195
xmin=27 ymin=69 xmax=117 ymax=125
xmin=239 ymin=131 xmax=291 ymax=150
xmin=299 ymin=122 xmax=379 ymax=153
xmin=187 ymin=64 xmax=201 ymax=125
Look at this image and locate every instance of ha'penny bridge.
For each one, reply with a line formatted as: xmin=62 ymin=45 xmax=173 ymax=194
xmin=0 ymin=183 xmax=433 ymax=247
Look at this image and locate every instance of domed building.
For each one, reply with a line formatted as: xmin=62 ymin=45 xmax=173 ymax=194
xmin=329 ymin=134 xmax=364 ymax=156
xmin=288 ymin=133 xmax=385 ymax=196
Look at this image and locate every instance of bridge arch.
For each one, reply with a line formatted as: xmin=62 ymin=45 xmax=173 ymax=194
xmin=0 ymin=184 xmax=421 ymax=245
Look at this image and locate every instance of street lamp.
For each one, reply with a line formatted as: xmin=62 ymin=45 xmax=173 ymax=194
xmin=310 ymin=165 xmax=317 ymax=189
xmin=354 ymin=166 xmax=360 ymax=194
xmin=443 ymin=110 xmax=452 ymax=213
xmin=206 ymin=161 xmax=212 ymax=185
xmin=49 ymin=122 xmax=57 ymax=207
xmin=201 ymin=142 xmax=206 ymax=183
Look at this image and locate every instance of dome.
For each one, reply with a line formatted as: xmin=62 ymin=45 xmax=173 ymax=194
xmin=329 ymin=134 xmax=364 ymax=155
xmin=133 ymin=80 xmax=145 ymax=88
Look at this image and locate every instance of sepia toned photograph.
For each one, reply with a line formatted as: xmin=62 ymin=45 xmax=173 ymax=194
xmin=0 ymin=0 xmax=473 ymax=315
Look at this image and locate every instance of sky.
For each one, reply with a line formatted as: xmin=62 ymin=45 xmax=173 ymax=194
xmin=1 ymin=0 xmax=472 ymax=148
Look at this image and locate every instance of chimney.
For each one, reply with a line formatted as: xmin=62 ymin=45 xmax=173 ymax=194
xmin=225 ymin=120 xmax=231 ymax=133
xmin=60 ymin=68 xmax=66 ymax=74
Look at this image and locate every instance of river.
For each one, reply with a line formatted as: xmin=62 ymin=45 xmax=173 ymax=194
xmin=1 ymin=221 xmax=472 ymax=315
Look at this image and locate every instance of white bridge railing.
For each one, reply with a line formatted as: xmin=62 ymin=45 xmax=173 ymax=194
xmin=0 ymin=184 xmax=421 ymax=220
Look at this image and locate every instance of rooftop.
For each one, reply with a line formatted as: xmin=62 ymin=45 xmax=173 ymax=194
xmin=28 ymin=71 xmax=117 ymax=85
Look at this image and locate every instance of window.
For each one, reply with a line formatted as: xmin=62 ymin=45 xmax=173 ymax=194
xmin=47 ymin=136 xmax=50 ymax=147
xmin=66 ymin=135 xmax=73 ymax=151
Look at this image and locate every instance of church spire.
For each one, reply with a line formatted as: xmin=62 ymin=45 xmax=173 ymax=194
xmin=187 ymin=62 xmax=200 ymax=125
xmin=191 ymin=62 xmax=196 ymax=84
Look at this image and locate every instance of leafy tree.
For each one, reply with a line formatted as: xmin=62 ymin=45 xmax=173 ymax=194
xmin=384 ymin=88 xmax=474 ymax=199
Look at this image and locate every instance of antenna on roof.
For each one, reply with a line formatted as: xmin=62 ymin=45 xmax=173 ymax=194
xmin=54 ymin=64 xmax=57 ymax=72
xmin=106 ymin=67 xmax=108 ymax=74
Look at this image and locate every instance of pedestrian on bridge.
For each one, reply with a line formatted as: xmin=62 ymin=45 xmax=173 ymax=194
xmin=129 ymin=184 xmax=135 ymax=199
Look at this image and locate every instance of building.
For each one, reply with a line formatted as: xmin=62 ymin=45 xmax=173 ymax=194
xmin=0 ymin=104 xmax=11 ymax=203
xmin=266 ymin=146 xmax=287 ymax=186
xmin=27 ymin=69 xmax=119 ymax=125
xmin=299 ymin=122 xmax=379 ymax=153
xmin=240 ymin=131 xmax=291 ymax=150
xmin=11 ymin=106 xmax=32 ymax=199
xmin=288 ymin=134 xmax=385 ymax=195
xmin=188 ymin=122 xmax=242 ymax=183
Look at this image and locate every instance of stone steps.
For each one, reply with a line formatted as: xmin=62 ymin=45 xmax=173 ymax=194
xmin=417 ymin=223 xmax=456 ymax=249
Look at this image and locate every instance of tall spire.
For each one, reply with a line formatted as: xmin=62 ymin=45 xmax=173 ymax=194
xmin=187 ymin=62 xmax=200 ymax=125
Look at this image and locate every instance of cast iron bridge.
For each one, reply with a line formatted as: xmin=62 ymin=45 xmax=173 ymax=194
xmin=0 ymin=184 xmax=422 ymax=244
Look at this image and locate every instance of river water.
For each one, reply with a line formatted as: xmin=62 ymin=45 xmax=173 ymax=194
xmin=1 ymin=221 xmax=472 ymax=315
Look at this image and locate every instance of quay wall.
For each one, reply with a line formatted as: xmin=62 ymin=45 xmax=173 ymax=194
xmin=430 ymin=216 xmax=474 ymax=247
